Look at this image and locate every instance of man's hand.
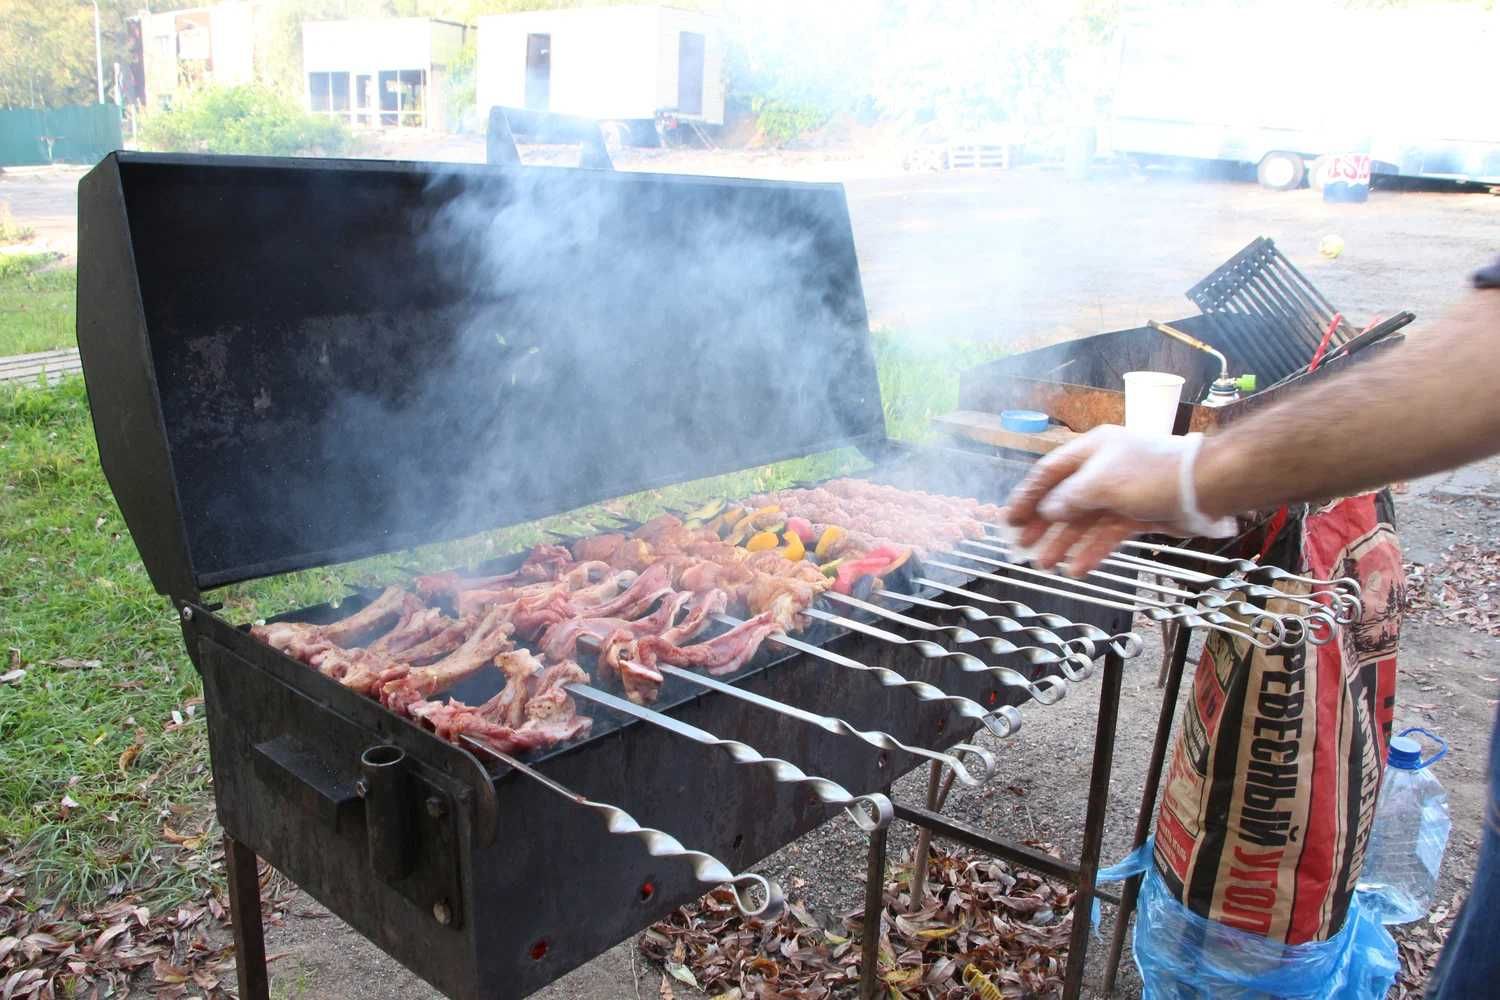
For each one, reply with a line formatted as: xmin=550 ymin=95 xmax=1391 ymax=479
xmin=1005 ymin=426 xmax=1235 ymax=574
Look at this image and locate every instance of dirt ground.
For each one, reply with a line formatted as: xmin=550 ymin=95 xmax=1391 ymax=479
xmin=21 ymin=146 xmax=1493 ymax=997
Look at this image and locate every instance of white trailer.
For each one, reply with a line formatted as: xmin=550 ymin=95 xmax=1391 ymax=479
xmin=1107 ymin=5 xmax=1500 ymax=188
xmin=476 ymin=4 xmax=724 ymax=147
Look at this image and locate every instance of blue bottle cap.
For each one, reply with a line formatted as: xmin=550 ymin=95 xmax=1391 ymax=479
xmin=1387 ymin=735 xmax=1421 ymax=770
xmin=1000 ymin=409 xmax=1050 ymax=433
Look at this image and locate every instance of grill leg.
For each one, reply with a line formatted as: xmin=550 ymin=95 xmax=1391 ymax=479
xmin=1101 ymin=622 xmax=1194 ymax=995
xmin=224 ymin=834 xmax=270 ymax=1000
xmin=858 ymin=824 xmax=889 ymax=1000
xmin=1063 ymin=650 xmax=1125 ymax=1000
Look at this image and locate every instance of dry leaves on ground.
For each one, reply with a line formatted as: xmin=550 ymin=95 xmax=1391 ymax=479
xmin=641 ymin=847 xmax=1074 ymax=1000
xmin=1405 ymin=546 xmax=1500 ymax=637
xmin=1391 ymin=894 xmax=1460 ymax=1000
xmin=0 ymin=844 xmax=297 ymax=1000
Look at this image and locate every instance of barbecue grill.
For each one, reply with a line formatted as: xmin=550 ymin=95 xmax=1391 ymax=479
xmin=74 ymin=152 xmax=1348 ymax=1000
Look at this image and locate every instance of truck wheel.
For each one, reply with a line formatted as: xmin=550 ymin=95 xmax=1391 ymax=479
xmin=1256 ymin=151 xmax=1306 ymax=191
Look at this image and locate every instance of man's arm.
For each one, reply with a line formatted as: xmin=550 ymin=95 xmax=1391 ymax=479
xmin=1005 ymin=289 xmax=1500 ymax=574
xmin=1193 ymin=292 xmax=1500 ymax=515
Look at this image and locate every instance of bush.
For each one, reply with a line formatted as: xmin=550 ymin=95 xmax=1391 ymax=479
xmin=749 ymin=97 xmax=832 ymax=145
xmin=138 ymin=85 xmax=353 ymax=156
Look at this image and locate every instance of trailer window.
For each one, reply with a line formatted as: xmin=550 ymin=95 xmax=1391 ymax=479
xmin=677 ymin=32 xmax=704 ymax=115
xmin=525 ymin=33 xmax=551 ymax=112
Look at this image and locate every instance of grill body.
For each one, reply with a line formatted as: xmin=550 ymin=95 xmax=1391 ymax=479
xmin=76 ymin=153 xmax=1129 ymax=998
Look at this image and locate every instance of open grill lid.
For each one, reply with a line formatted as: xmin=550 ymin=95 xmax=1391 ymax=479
xmin=76 ymin=153 xmax=885 ymax=601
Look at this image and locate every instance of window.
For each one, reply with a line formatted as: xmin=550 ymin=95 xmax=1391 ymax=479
xmin=308 ymin=72 xmax=331 ymax=112
xmin=677 ymin=32 xmax=705 ymax=115
xmin=330 ymin=72 xmax=350 ymax=112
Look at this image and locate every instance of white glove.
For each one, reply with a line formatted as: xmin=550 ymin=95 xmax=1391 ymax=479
xmin=1005 ymin=426 xmax=1236 ymax=574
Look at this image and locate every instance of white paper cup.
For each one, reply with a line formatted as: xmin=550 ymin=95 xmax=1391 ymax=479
xmin=1123 ymin=371 xmax=1185 ymax=434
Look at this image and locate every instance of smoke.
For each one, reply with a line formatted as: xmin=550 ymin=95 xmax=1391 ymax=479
xmin=296 ymin=161 xmax=885 ymax=562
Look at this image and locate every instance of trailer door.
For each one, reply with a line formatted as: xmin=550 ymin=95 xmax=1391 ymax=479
xmin=677 ymin=31 xmax=704 ymax=115
xmin=525 ymin=33 xmax=550 ymax=111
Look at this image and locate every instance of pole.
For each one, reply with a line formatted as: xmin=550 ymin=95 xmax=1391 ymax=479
xmin=1063 ymin=649 xmax=1126 ymax=999
xmin=93 ymin=0 xmax=105 ymax=105
xmin=1101 ymin=620 xmax=1194 ymax=995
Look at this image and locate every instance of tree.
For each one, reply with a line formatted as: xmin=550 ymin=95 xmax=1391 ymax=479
xmin=0 ymin=0 xmax=95 ymax=108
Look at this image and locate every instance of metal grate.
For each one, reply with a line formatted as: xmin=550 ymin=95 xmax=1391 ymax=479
xmin=1185 ymin=236 xmax=1350 ymax=384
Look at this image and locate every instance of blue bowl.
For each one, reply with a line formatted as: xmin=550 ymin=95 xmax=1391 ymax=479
xmin=1000 ymin=409 xmax=1050 ymax=433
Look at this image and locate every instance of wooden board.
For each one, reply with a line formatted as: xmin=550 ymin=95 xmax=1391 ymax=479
xmin=931 ymin=409 xmax=1081 ymax=455
xmin=0 ymin=348 xmax=82 ymax=385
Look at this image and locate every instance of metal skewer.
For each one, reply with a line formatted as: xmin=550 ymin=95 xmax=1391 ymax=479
xmin=935 ymin=550 xmax=1291 ymax=647
xmin=823 ymin=591 xmax=1095 ymax=682
xmin=748 ymin=626 xmax=1023 ymax=742
xmin=924 ymin=558 xmax=1284 ymax=649
xmin=908 ymin=577 xmax=1144 ymax=656
xmin=1104 ymin=549 xmax=1361 ymax=626
xmin=802 ymin=607 xmax=1071 ymax=705
xmin=948 ymin=544 xmax=1339 ymax=645
xmin=463 ymin=736 xmax=784 ymax=918
xmin=882 ymin=588 xmax=1102 ymax=659
xmin=946 ymin=545 xmax=1336 ymax=645
xmin=653 ymin=663 xmax=999 ymax=788
xmin=566 ymin=683 xmax=892 ymax=832
xmin=1115 ymin=537 xmax=1362 ymax=596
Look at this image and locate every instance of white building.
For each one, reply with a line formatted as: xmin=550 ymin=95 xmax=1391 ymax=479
xmin=137 ymin=2 xmax=257 ymax=110
xmin=302 ymin=18 xmax=469 ymax=130
xmin=476 ymin=5 xmax=724 ymax=142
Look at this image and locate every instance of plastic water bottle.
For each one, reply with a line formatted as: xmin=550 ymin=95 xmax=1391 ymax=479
xmin=1357 ymin=728 xmax=1451 ymax=924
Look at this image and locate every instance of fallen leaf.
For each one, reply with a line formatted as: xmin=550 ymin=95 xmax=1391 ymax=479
xmin=659 ymin=973 xmax=675 ymax=999
xmin=47 ymin=658 xmax=103 ymax=670
xmin=0 ymin=669 xmax=24 ymax=685
xmin=666 ymin=961 xmax=699 ymax=990
xmin=59 ymin=794 xmax=79 ymax=819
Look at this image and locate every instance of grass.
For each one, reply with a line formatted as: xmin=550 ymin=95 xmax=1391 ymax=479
xmin=0 ymin=256 xmax=75 ymax=357
xmin=0 ymin=202 xmax=34 ymax=245
xmin=0 ymin=326 xmax=1003 ymax=913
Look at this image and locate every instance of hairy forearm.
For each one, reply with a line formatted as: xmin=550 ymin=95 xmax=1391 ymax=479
xmin=1194 ymin=291 xmax=1500 ymax=517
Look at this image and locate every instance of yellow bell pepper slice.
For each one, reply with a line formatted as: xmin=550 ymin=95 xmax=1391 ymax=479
xmin=746 ymin=530 xmax=780 ymax=553
xmin=815 ymin=525 xmax=845 ymax=559
xmin=781 ymin=531 xmax=806 ymax=561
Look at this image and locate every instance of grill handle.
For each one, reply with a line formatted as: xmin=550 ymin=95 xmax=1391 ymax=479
xmin=359 ymin=745 xmax=414 ymax=882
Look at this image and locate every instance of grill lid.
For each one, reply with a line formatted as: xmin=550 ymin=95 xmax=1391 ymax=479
xmin=77 ymin=153 xmax=885 ymax=600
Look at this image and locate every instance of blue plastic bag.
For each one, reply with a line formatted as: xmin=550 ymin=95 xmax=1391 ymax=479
xmin=1097 ymin=841 xmax=1399 ymax=999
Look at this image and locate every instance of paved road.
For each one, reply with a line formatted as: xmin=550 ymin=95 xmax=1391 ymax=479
xmin=844 ymin=167 xmax=1500 ymax=346
xmin=5 ymin=158 xmax=1497 ymax=349
xmin=0 ymin=165 xmax=84 ymax=259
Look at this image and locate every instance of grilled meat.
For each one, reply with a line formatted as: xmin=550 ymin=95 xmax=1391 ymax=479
xmin=604 ymin=610 xmax=783 ymax=704
xmin=380 ymin=604 xmax=515 ymax=714
xmin=537 ymin=591 xmax=692 ymax=662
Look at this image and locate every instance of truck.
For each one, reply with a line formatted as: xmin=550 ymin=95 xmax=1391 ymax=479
xmin=475 ymin=4 xmax=725 ymax=149
xmin=1106 ymin=5 xmax=1500 ymax=189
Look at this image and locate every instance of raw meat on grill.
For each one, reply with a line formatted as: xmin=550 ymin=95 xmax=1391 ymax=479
xmin=314 ymin=647 xmax=409 ymax=697
xmin=320 ymin=587 xmax=418 ymax=646
xmin=414 ymin=544 xmax=578 ymax=602
xmin=249 ymin=587 xmax=416 ymax=662
xmin=537 ymin=591 xmax=692 ymax=662
xmin=600 ymin=610 xmax=784 ymax=704
xmin=381 ymin=604 xmax=516 ymax=714
xmin=572 ymin=562 xmax=674 ymax=619
xmin=365 ymin=606 xmax=452 ymax=657
xmin=408 ymin=655 xmax=593 ymax=753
